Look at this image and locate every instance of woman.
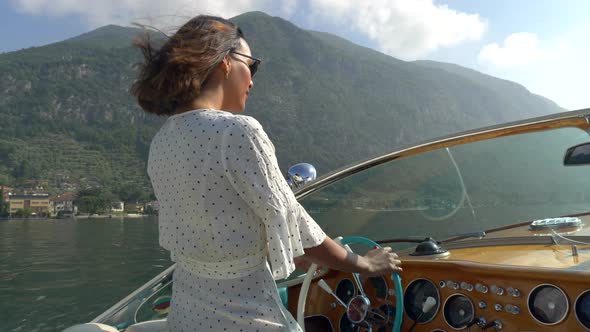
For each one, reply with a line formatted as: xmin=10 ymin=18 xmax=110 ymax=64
xmin=132 ymin=15 xmax=401 ymax=332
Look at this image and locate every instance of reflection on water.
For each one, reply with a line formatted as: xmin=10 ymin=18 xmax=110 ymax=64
xmin=0 ymin=217 xmax=171 ymax=332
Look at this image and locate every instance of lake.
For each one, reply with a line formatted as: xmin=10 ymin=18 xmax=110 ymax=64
xmin=0 ymin=217 xmax=171 ymax=332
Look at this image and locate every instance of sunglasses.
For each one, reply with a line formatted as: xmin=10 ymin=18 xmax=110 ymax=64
xmin=229 ymin=51 xmax=261 ymax=78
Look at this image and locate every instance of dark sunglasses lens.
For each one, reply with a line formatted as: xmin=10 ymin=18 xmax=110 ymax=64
xmin=249 ymin=61 xmax=259 ymax=77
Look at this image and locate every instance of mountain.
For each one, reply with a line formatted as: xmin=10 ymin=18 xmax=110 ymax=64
xmin=0 ymin=11 xmax=564 ymax=198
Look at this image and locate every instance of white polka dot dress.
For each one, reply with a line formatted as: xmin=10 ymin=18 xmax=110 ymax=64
xmin=147 ymin=109 xmax=327 ymax=331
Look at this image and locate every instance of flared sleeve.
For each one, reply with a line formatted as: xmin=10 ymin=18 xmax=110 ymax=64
xmin=221 ymin=116 xmax=326 ymax=280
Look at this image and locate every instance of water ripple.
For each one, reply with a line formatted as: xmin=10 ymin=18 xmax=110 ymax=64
xmin=0 ymin=217 xmax=171 ymax=332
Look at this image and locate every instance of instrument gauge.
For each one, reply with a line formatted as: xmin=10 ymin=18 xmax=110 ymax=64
xmin=443 ymin=294 xmax=475 ymax=330
xmin=528 ymin=284 xmax=569 ymax=325
xmin=366 ymin=276 xmax=388 ymax=299
xmin=336 ymin=278 xmax=356 ymax=305
xmin=575 ymin=290 xmax=590 ymax=330
xmin=404 ymin=278 xmax=440 ymax=324
xmin=339 ymin=312 xmax=360 ymax=332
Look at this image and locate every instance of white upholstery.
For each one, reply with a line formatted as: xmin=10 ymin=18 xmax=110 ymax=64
xmin=62 ymin=323 xmax=119 ymax=332
xmin=125 ymin=319 xmax=168 ymax=332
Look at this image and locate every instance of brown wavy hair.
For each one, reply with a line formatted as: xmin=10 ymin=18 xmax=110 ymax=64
xmin=131 ymin=16 xmax=244 ymax=115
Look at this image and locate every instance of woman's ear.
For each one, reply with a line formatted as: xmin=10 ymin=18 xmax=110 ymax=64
xmin=221 ymin=55 xmax=231 ymax=78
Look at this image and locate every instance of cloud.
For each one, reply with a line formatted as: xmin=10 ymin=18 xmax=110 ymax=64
xmin=10 ymin=0 xmax=270 ymax=27
xmin=478 ymin=32 xmax=545 ymax=67
xmin=11 ymin=0 xmax=486 ymax=60
xmin=309 ymin=0 xmax=487 ymax=60
xmin=474 ymin=25 xmax=590 ymax=110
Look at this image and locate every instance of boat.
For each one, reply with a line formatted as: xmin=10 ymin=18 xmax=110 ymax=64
xmin=66 ymin=108 xmax=590 ymax=331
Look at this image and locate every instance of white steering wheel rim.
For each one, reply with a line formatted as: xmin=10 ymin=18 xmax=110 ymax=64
xmin=296 ymin=262 xmax=319 ymax=331
xmin=297 ymin=236 xmax=344 ymax=331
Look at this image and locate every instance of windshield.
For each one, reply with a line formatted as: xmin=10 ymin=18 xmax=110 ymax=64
xmin=299 ymin=126 xmax=590 ymax=248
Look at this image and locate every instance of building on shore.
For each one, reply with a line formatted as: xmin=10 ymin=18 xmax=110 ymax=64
xmin=111 ymin=201 xmax=125 ymax=213
xmin=49 ymin=192 xmax=77 ymax=217
xmin=1 ymin=185 xmax=13 ymax=202
xmin=124 ymin=201 xmax=144 ymax=213
xmin=9 ymin=193 xmax=50 ymax=217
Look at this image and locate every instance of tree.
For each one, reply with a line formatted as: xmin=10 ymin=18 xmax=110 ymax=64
xmin=0 ymin=194 xmax=7 ymax=217
xmin=114 ymin=182 xmax=150 ymax=202
xmin=144 ymin=205 xmax=157 ymax=215
xmin=14 ymin=208 xmax=33 ymax=217
xmin=74 ymin=188 xmax=115 ymax=214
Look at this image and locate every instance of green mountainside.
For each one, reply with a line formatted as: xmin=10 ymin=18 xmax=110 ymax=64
xmin=0 ymin=11 xmax=564 ymax=199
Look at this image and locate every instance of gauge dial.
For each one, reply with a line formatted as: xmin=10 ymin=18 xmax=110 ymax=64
xmin=443 ymin=294 xmax=475 ymax=330
xmin=366 ymin=276 xmax=388 ymax=299
xmin=336 ymin=278 xmax=356 ymax=304
xmin=528 ymin=284 xmax=569 ymax=325
xmin=339 ymin=312 xmax=360 ymax=332
xmin=404 ymin=278 xmax=440 ymax=323
xmin=575 ymin=290 xmax=590 ymax=330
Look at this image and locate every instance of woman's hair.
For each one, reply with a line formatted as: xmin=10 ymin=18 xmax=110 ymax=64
xmin=131 ymin=15 xmax=244 ymax=115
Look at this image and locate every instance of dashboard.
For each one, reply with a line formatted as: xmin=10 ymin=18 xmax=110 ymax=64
xmin=289 ymin=259 xmax=590 ymax=331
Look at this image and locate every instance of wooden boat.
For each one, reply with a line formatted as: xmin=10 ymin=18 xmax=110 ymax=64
xmin=66 ymin=109 xmax=590 ymax=331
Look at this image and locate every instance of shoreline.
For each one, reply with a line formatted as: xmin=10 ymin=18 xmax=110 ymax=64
xmin=1 ymin=213 xmax=151 ymax=220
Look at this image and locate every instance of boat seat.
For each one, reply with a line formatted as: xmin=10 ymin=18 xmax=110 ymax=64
xmin=125 ymin=319 xmax=168 ymax=332
xmin=62 ymin=323 xmax=119 ymax=332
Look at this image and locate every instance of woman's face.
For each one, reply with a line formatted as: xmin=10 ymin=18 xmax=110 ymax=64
xmin=223 ymin=38 xmax=255 ymax=113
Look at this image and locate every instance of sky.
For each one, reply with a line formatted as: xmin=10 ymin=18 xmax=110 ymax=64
xmin=1 ymin=0 xmax=589 ymax=110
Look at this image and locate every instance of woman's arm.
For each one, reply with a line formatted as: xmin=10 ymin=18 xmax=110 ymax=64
xmin=299 ymin=237 xmax=402 ymax=277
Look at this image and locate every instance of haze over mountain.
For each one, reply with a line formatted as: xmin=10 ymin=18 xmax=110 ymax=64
xmin=0 ymin=11 xmax=564 ymax=197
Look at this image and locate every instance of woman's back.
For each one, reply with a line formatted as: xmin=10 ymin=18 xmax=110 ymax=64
xmin=148 ymin=109 xmax=266 ymax=266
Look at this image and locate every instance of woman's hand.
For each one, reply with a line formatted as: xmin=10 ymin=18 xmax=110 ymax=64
xmin=362 ymin=247 xmax=402 ymax=277
xmin=301 ymin=238 xmax=400 ymax=277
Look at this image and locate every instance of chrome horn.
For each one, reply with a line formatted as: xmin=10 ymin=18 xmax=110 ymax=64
xmin=286 ymin=163 xmax=317 ymax=189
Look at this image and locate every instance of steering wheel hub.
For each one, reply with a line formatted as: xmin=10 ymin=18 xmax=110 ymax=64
xmin=347 ymin=295 xmax=371 ymax=323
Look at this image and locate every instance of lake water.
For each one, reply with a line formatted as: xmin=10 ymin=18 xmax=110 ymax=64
xmin=0 ymin=217 xmax=171 ymax=332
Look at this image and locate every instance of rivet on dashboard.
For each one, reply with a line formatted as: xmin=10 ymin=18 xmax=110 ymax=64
xmin=475 ymin=283 xmax=488 ymax=294
xmin=505 ymin=304 xmax=520 ymax=315
xmin=460 ymin=282 xmax=474 ymax=292
xmin=446 ymin=280 xmax=459 ymax=290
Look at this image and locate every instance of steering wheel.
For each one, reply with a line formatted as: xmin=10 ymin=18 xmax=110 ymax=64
xmin=297 ymin=236 xmax=403 ymax=332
